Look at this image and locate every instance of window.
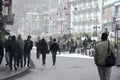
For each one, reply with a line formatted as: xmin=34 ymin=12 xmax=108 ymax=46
xmin=117 ymin=6 xmax=120 ymax=17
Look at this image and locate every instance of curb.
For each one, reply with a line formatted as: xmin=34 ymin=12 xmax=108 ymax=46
xmin=2 ymin=68 xmax=29 ymax=80
xmin=1 ymin=59 xmax=35 ymax=80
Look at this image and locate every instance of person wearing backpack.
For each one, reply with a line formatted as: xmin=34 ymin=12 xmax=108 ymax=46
xmin=50 ymin=38 xmax=60 ymax=65
xmin=94 ymin=33 xmax=115 ymax=80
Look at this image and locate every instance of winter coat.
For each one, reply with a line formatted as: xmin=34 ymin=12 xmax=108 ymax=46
xmin=0 ymin=40 xmax=4 ymax=55
xmin=24 ymin=40 xmax=33 ymax=53
xmin=8 ymin=40 xmax=19 ymax=56
xmin=50 ymin=42 xmax=59 ymax=52
xmin=17 ymin=39 xmax=24 ymax=50
xmin=5 ymin=39 xmax=11 ymax=52
xmin=35 ymin=40 xmax=41 ymax=52
xmin=40 ymin=39 xmax=49 ymax=54
xmin=94 ymin=40 xmax=115 ymax=66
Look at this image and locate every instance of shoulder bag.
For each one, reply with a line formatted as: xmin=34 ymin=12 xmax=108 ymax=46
xmin=105 ymin=40 xmax=115 ymax=67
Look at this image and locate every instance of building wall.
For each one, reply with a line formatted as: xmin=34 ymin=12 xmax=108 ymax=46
xmin=102 ymin=0 xmax=119 ymax=32
xmin=70 ymin=0 xmax=102 ymax=36
xmin=49 ymin=0 xmax=70 ymax=35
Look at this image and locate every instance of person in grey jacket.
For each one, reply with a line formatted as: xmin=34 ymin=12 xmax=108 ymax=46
xmin=17 ymin=34 xmax=24 ymax=68
xmin=94 ymin=33 xmax=115 ymax=80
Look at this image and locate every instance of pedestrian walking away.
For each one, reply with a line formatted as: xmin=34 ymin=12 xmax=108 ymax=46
xmin=8 ymin=36 xmax=19 ymax=71
xmin=17 ymin=34 xmax=24 ymax=68
xmin=24 ymin=35 xmax=33 ymax=67
xmin=50 ymin=38 xmax=60 ymax=65
xmin=4 ymin=35 xmax=11 ymax=67
xmin=40 ymin=38 xmax=49 ymax=65
xmin=0 ymin=36 xmax=4 ymax=64
xmin=82 ymin=39 xmax=88 ymax=55
xmin=35 ymin=36 xmax=41 ymax=59
xmin=94 ymin=32 xmax=115 ymax=80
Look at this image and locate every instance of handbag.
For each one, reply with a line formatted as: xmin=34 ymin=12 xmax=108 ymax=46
xmin=105 ymin=41 xmax=115 ymax=67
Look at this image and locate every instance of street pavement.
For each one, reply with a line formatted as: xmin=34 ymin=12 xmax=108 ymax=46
xmin=13 ymin=51 xmax=120 ymax=80
xmin=0 ymin=57 xmax=29 ymax=80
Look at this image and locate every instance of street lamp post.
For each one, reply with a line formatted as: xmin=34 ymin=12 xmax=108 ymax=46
xmin=93 ymin=26 xmax=100 ymax=37
xmin=67 ymin=27 xmax=73 ymax=39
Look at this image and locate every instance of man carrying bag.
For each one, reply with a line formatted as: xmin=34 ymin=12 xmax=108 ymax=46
xmin=94 ymin=32 xmax=115 ymax=80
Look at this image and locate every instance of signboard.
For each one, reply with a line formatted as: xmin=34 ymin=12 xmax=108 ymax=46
xmin=102 ymin=6 xmax=114 ymax=23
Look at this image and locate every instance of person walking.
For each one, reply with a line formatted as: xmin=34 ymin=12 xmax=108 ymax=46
xmin=83 ymin=39 xmax=88 ymax=55
xmin=94 ymin=32 xmax=115 ymax=80
xmin=35 ymin=36 xmax=41 ymax=59
xmin=40 ymin=38 xmax=49 ymax=65
xmin=24 ymin=35 xmax=33 ymax=67
xmin=0 ymin=36 xmax=4 ymax=64
xmin=8 ymin=36 xmax=19 ymax=71
xmin=69 ymin=39 xmax=74 ymax=53
xmin=5 ymin=35 xmax=11 ymax=66
xmin=17 ymin=34 xmax=24 ymax=68
xmin=50 ymin=38 xmax=60 ymax=65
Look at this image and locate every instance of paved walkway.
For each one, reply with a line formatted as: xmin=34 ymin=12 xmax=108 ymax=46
xmin=0 ymin=58 xmax=28 ymax=80
xmin=15 ymin=50 xmax=120 ymax=80
xmin=57 ymin=53 xmax=120 ymax=80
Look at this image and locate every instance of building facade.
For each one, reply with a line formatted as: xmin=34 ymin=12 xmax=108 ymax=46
xmin=70 ymin=0 xmax=102 ymax=36
xmin=102 ymin=0 xmax=119 ymax=32
xmin=49 ymin=0 xmax=70 ymax=35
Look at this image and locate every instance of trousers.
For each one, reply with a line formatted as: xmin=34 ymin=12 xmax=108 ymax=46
xmin=97 ymin=66 xmax=112 ymax=80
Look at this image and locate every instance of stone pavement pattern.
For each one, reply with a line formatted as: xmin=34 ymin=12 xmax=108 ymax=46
xmin=14 ymin=52 xmax=120 ymax=80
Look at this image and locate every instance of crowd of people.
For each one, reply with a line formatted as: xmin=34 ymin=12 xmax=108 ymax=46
xmin=0 ymin=34 xmax=62 ymax=71
xmin=0 ymin=32 xmax=116 ymax=80
xmin=0 ymin=34 xmax=100 ymax=71
xmin=0 ymin=35 xmax=33 ymax=71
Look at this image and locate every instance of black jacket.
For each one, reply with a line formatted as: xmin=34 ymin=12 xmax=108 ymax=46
xmin=40 ymin=39 xmax=49 ymax=54
xmin=50 ymin=42 xmax=59 ymax=52
xmin=8 ymin=40 xmax=19 ymax=55
xmin=24 ymin=40 xmax=33 ymax=53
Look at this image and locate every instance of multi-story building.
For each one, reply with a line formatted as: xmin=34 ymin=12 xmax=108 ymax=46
xmin=19 ymin=11 xmax=49 ymax=39
xmin=70 ymin=0 xmax=102 ymax=36
xmin=102 ymin=0 xmax=120 ymax=42
xmin=102 ymin=0 xmax=119 ymax=32
xmin=49 ymin=0 xmax=70 ymax=35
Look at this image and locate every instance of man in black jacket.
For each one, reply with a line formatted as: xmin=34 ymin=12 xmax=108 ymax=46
xmin=0 ymin=37 xmax=4 ymax=64
xmin=40 ymin=38 xmax=49 ymax=65
xmin=8 ymin=36 xmax=19 ymax=71
xmin=50 ymin=38 xmax=60 ymax=65
xmin=24 ymin=35 xmax=33 ymax=67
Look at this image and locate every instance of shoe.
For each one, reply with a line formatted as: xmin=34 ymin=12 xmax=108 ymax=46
xmin=14 ymin=66 xmax=17 ymax=71
xmin=42 ymin=63 xmax=46 ymax=65
xmin=15 ymin=67 xmax=17 ymax=71
xmin=53 ymin=63 xmax=55 ymax=66
xmin=5 ymin=63 xmax=9 ymax=67
xmin=27 ymin=64 xmax=30 ymax=68
xmin=21 ymin=65 xmax=23 ymax=68
xmin=10 ymin=67 xmax=12 ymax=71
xmin=24 ymin=64 xmax=26 ymax=67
